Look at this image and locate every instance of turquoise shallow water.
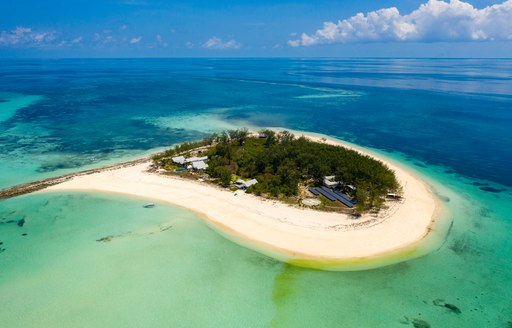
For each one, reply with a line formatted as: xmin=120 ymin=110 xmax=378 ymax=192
xmin=1 ymin=174 xmax=510 ymax=327
xmin=1 ymin=58 xmax=511 ymax=327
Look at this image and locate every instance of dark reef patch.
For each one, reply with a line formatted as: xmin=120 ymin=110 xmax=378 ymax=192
xmin=449 ymin=235 xmax=480 ymax=256
xmin=96 ymin=235 xmax=114 ymax=242
xmin=412 ymin=318 xmax=430 ymax=328
xmin=479 ymin=186 xmax=505 ymax=193
xmin=437 ymin=194 xmax=450 ymax=203
xmin=37 ymin=160 xmax=85 ymax=173
xmin=433 ymin=298 xmax=461 ymax=314
xmin=413 ymin=162 xmax=427 ymax=168
xmin=248 ymin=254 xmax=282 ymax=269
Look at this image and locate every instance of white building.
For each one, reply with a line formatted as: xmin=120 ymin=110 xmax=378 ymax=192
xmin=235 ymin=178 xmax=258 ymax=189
xmin=323 ymin=176 xmax=339 ymax=187
xmin=185 ymin=156 xmax=208 ymax=163
xmin=191 ymin=161 xmax=208 ymax=170
xmin=172 ymin=156 xmax=186 ymax=165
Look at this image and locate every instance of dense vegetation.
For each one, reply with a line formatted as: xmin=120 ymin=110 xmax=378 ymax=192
xmin=153 ymin=129 xmax=400 ymax=212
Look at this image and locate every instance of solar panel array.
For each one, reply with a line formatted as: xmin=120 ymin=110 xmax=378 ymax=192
xmin=309 ymin=188 xmax=320 ymax=196
xmin=308 ymin=187 xmax=355 ymax=208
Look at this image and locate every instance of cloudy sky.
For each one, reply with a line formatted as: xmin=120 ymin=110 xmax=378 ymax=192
xmin=0 ymin=0 xmax=511 ymax=57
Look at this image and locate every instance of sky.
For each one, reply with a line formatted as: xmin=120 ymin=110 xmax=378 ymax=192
xmin=0 ymin=0 xmax=511 ymax=58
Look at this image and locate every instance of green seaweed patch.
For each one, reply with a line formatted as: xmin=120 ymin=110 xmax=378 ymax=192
xmin=287 ymin=246 xmax=420 ymax=271
xmin=268 ymin=264 xmax=305 ymax=328
xmin=272 ymin=264 xmax=299 ymax=304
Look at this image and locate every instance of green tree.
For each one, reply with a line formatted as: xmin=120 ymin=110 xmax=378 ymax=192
xmin=215 ymin=166 xmax=232 ymax=187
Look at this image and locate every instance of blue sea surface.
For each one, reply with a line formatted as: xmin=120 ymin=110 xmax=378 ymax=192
xmin=1 ymin=58 xmax=511 ymax=327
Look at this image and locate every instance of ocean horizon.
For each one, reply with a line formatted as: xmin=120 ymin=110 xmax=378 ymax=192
xmin=1 ymin=58 xmax=511 ymax=327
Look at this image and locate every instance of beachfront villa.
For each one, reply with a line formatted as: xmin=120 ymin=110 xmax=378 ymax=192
xmin=191 ymin=161 xmax=208 ymax=170
xmin=235 ymin=178 xmax=258 ymax=189
xmin=172 ymin=155 xmax=209 ymax=170
xmin=185 ymin=156 xmax=208 ymax=163
xmin=171 ymin=156 xmax=186 ymax=165
xmin=172 ymin=155 xmax=208 ymax=165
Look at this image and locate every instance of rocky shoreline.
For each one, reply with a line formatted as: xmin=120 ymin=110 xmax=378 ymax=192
xmin=0 ymin=158 xmax=150 ymax=199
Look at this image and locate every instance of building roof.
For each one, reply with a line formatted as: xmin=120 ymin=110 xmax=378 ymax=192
xmin=191 ymin=161 xmax=209 ymax=170
xmin=186 ymin=156 xmax=208 ymax=163
xmin=244 ymin=179 xmax=258 ymax=188
xmin=235 ymin=178 xmax=258 ymax=189
xmin=323 ymin=175 xmax=339 ymax=187
xmin=172 ymin=156 xmax=186 ymax=164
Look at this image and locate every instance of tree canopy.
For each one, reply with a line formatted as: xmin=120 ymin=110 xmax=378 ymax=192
xmin=152 ymin=129 xmax=400 ymax=212
xmin=203 ymin=129 xmax=399 ymax=210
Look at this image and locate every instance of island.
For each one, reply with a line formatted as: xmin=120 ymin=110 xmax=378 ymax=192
xmin=153 ymin=129 xmax=400 ymax=216
xmin=42 ymin=129 xmax=449 ymax=270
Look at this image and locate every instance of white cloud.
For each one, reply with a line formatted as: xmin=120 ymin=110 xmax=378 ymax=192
xmin=202 ymin=36 xmax=241 ymax=49
xmin=71 ymin=36 xmax=83 ymax=44
xmin=289 ymin=0 xmax=512 ymax=46
xmin=103 ymin=35 xmax=114 ymax=44
xmin=129 ymin=36 xmax=142 ymax=44
xmin=0 ymin=26 xmax=56 ymax=47
xmin=119 ymin=25 xmax=128 ymax=31
xmin=156 ymin=34 xmax=168 ymax=47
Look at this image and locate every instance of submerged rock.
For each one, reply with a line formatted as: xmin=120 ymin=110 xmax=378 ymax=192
xmin=412 ymin=318 xmax=430 ymax=328
xmin=433 ymin=298 xmax=445 ymax=306
xmin=96 ymin=235 xmax=114 ymax=242
xmin=433 ymin=298 xmax=461 ymax=314
xmin=479 ymin=186 xmax=505 ymax=193
xmin=17 ymin=218 xmax=25 ymax=227
xmin=444 ymin=303 xmax=461 ymax=314
xmin=438 ymin=195 xmax=450 ymax=203
xmin=21 ymin=233 xmax=28 ymax=236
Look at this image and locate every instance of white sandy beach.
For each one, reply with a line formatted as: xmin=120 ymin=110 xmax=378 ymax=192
xmin=44 ymin=133 xmax=448 ymax=270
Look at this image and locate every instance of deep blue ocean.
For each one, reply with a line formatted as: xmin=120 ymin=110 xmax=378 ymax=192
xmin=1 ymin=58 xmax=511 ymax=327
xmin=1 ymin=58 xmax=511 ymax=189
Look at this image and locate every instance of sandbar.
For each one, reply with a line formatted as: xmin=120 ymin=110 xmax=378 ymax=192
xmin=44 ymin=132 xmax=450 ymax=270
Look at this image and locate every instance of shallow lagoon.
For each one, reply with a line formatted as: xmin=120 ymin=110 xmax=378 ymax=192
xmin=1 ymin=168 xmax=511 ymax=327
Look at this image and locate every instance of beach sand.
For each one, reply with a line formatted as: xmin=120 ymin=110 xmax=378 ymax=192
xmin=44 ymin=133 xmax=450 ymax=270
